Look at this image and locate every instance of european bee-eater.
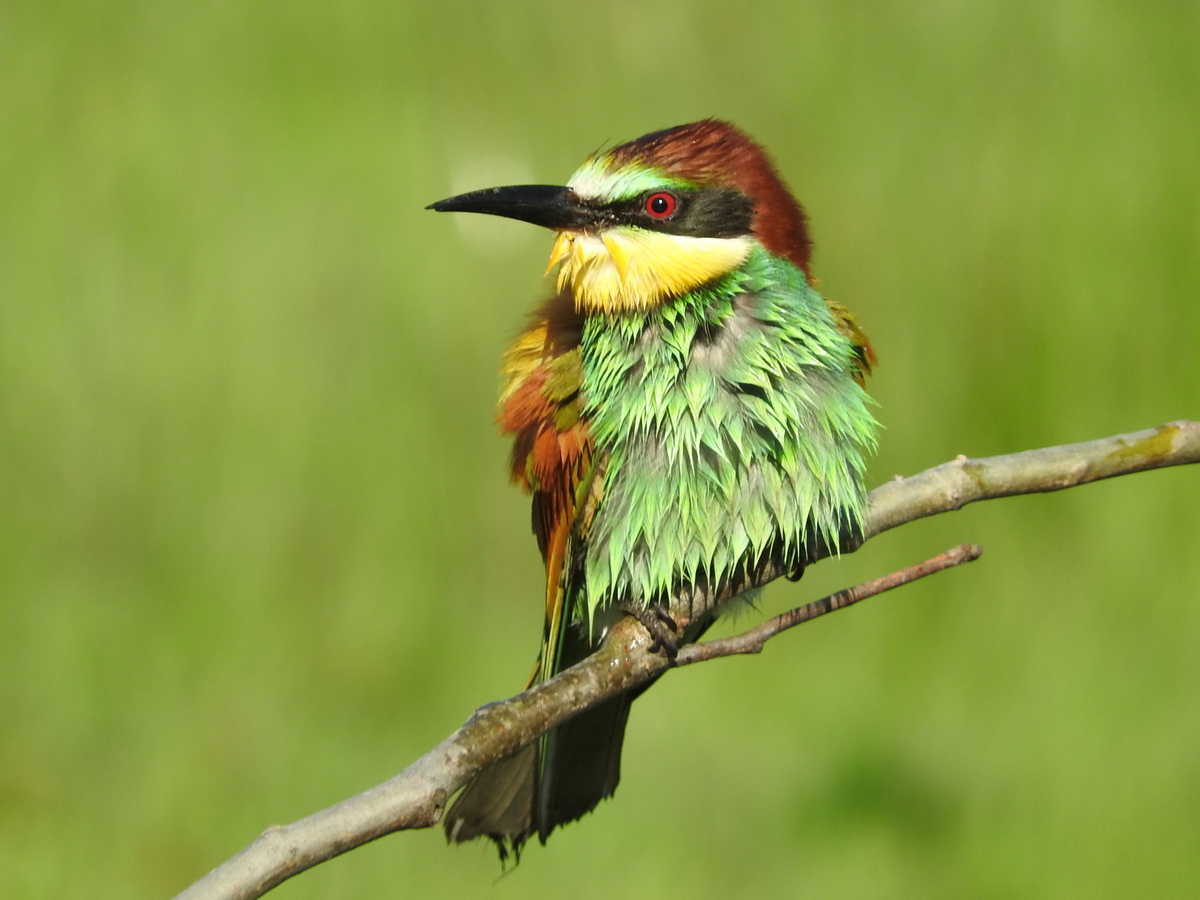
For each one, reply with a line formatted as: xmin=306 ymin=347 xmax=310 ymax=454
xmin=429 ymin=120 xmax=878 ymax=859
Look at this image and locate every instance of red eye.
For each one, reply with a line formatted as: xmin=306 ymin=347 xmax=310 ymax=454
xmin=644 ymin=191 xmax=677 ymax=218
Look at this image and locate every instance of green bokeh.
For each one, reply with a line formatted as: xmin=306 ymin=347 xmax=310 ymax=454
xmin=2 ymin=2 xmax=1197 ymax=897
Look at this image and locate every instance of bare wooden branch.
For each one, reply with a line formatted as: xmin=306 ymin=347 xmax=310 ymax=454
xmin=861 ymin=420 xmax=1200 ymax=539
xmin=173 ymin=420 xmax=1200 ymax=900
xmin=676 ymin=543 xmax=982 ymax=665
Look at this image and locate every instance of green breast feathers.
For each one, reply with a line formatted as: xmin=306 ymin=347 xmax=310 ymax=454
xmin=578 ymin=244 xmax=877 ymax=623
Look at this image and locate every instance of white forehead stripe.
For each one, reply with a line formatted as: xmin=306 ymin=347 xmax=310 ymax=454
xmin=567 ymin=157 xmax=683 ymax=203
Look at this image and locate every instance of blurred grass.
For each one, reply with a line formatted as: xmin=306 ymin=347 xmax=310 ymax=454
xmin=1 ymin=1 xmax=1198 ymax=897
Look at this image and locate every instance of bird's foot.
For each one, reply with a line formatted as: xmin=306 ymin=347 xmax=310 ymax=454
xmin=620 ymin=603 xmax=680 ymax=662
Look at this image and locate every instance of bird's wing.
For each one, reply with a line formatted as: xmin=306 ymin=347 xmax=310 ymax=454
xmin=824 ymin=296 xmax=877 ymax=385
xmin=496 ymin=290 xmax=595 ymax=682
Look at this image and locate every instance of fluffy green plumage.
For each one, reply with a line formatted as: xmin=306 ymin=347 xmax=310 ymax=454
xmin=577 ymin=243 xmax=877 ymax=623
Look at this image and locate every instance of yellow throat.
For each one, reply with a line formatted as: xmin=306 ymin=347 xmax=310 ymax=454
xmin=547 ymin=227 xmax=752 ymax=314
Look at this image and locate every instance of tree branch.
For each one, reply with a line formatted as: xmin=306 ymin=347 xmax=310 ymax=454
xmin=173 ymin=420 xmax=1200 ymax=900
xmin=676 ymin=543 xmax=982 ymax=665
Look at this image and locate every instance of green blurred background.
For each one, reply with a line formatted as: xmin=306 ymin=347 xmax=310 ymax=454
xmin=2 ymin=1 xmax=1198 ymax=897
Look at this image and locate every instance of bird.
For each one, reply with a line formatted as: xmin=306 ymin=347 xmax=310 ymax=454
xmin=428 ymin=120 xmax=878 ymax=861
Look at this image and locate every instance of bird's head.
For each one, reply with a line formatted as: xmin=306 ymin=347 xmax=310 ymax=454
xmin=428 ymin=120 xmax=812 ymax=313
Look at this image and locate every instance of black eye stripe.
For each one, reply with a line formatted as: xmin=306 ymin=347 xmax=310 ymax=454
xmin=604 ymin=188 xmax=754 ymax=239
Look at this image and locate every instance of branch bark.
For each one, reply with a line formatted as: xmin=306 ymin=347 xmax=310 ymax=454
xmin=676 ymin=543 xmax=982 ymax=665
xmin=173 ymin=420 xmax=1200 ymax=900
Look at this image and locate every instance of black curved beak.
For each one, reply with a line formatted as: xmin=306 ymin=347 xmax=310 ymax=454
xmin=426 ymin=184 xmax=606 ymax=230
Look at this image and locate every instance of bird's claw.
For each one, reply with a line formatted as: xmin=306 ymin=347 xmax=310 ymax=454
xmin=620 ymin=603 xmax=680 ymax=662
